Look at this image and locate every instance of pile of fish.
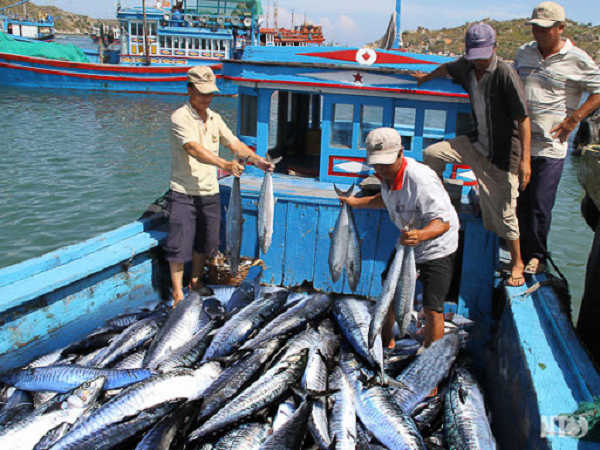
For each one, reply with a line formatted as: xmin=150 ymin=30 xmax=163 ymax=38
xmin=0 ymin=268 xmax=496 ymax=450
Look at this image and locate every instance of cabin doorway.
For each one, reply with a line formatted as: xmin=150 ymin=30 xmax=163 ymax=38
xmin=268 ymin=90 xmax=322 ymax=178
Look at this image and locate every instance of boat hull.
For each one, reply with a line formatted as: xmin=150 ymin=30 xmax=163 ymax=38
xmin=0 ymin=52 xmax=238 ymax=95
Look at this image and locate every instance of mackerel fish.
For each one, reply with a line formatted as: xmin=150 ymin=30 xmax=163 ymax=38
xmin=257 ymin=154 xmax=281 ymax=254
xmin=346 ymin=205 xmax=362 ymax=291
xmin=328 ymin=367 xmax=357 ymax=450
xmin=0 ymin=377 xmax=105 ymax=450
xmin=394 ymin=246 xmax=416 ymax=339
xmin=226 ymin=174 xmax=244 ymax=276
xmin=444 ymin=367 xmax=496 ymax=450
xmin=213 ymin=422 xmax=270 ymax=450
xmin=260 ymin=400 xmax=312 ymax=450
xmin=329 ymin=183 xmax=354 ymax=283
xmin=369 ymin=244 xmax=405 ymax=348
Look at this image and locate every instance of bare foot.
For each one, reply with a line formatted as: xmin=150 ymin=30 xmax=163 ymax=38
xmin=189 ymin=278 xmax=205 ymax=291
xmin=506 ymin=263 xmax=525 ymax=287
xmin=172 ymin=288 xmax=184 ymax=308
xmin=386 ymin=338 xmax=395 ymax=349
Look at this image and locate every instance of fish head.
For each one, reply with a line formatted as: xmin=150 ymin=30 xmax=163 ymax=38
xmin=69 ymin=376 xmax=105 ymax=408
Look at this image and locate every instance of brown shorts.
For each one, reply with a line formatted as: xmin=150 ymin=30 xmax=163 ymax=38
xmin=424 ymin=135 xmax=520 ymax=241
xmin=164 ymin=190 xmax=221 ymax=263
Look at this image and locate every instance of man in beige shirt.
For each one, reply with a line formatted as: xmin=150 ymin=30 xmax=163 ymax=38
xmin=166 ymin=66 xmax=273 ymax=306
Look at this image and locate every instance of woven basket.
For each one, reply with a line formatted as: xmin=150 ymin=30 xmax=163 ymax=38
xmin=209 ymin=253 xmax=265 ymax=286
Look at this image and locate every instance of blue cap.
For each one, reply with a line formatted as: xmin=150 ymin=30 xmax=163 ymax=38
xmin=465 ymin=23 xmax=496 ymax=60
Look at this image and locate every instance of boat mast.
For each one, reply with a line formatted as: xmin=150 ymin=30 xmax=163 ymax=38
xmin=142 ymin=0 xmax=151 ymax=65
xmin=393 ymin=0 xmax=402 ymax=48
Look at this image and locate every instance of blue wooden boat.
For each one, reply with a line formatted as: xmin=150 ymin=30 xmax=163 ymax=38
xmin=0 ymin=0 xmax=55 ymax=42
xmin=1 ymin=43 xmax=600 ymax=449
xmin=0 ymin=0 xmax=265 ymax=95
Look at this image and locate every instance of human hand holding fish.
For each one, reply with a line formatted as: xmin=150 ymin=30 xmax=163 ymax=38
xmin=225 ymin=159 xmax=245 ymax=177
xmin=401 ymin=229 xmax=423 ymax=247
xmin=255 ymin=156 xmax=275 ymax=173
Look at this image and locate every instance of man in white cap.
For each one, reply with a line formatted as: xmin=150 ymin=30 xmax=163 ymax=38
xmin=341 ymin=128 xmax=459 ymax=349
xmin=412 ymin=22 xmax=531 ymax=287
xmin=165 ymin=66 xmax=273 ymax=306
xmin=514 ymin=2 xmax=600 ymax=275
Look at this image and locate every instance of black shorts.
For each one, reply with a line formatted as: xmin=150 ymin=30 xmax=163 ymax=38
xmin=381 ymin=249 xmax=455 ymax=313
xmin=164 ymin=190 xmax=221 ymax=263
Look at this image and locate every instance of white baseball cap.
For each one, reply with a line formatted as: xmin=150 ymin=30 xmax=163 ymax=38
xmin=366 ymin=128 xmax=402 ymax=165
xmin=527 ymin=2 xmax=566 ymax=27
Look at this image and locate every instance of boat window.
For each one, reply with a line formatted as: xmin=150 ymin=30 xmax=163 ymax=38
xmin=359 ymin=105 xmax=384 ymax=149
xmin=423 ymin=109 xmax=447 ymax=148
xmin=394 ymin=106 xmax=416 ymax=154
xmin=331 ymin=104 xmax=354 ymax=149
xmin=149 ymin=22 xmax=157 ymax=36
xmin=240 ymin=95 xmax=258 ymax=138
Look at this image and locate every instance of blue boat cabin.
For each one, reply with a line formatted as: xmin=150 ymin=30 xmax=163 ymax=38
xmin=218 ymin=46 xmax=494 ymax=318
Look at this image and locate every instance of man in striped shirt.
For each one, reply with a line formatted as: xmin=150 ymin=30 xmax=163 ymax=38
xmin=514 ymin=2 xmax=600 ymax=274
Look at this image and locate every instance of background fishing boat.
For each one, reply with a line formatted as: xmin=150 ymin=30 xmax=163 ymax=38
xmin=0 ymin=0 xmax=265 ymax=95
xmin=0 ymin=0 xmax=54 ymax=42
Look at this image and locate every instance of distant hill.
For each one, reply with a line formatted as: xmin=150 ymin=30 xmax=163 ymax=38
xmin=0 ymin=0 xmax=117 ymax=34
xmin=372 ymin=17 xmax=600 ymax=62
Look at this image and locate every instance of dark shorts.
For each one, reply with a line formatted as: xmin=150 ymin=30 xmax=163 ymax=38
xmin=382 ymin=249 xmax=456 ymax=313
xmin=164 ymin=190 xmax=221 ymax=263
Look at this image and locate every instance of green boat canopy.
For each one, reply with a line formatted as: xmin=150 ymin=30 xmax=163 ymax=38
xmin=0 ymin=32 xmax=90 ymax=63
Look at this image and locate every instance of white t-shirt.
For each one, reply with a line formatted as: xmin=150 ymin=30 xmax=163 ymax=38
xmin=514 ymin=39 xmax=600 ymax=159
xmin=169 ymin=103 xmax=238 ymax=196
xmin=380 ymin=157 xmax=460 ymax=263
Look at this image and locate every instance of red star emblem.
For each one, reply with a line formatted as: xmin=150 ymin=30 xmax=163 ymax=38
xmin=353 ymin=72 xmax=363 ymax=83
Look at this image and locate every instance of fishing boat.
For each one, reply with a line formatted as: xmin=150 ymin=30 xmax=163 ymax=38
xmin=2 ymin=6 xmax=600 ymax=450
xmin=0 ymin=0 xmax=264 ymax=95
xmin=0 ymin=0 xmax=55 ymax=42
xmin=259 ymin=23 xmax=325 ymax=47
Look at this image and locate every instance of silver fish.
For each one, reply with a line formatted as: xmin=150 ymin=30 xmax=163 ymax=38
xmin=444 ymin=367 xmax=496 ymax=449
xmin=226 ymin=174 xmax=244 ymax=276
xmin=333 ymin=296 xmax=384 ymax=377
xmin=346 ymin=205 xmax=362 ymax=291
xmin=329 ymin=367 xmax=357 ymax=450
xmin=143 ymin=291 xmax=203 ymax=369
xmin=188 ymin=349 xmax=308 ymax=441
xmin=50 ymin=363 xmax=221 ymax=450
xmin=240 ymin=293 xmax=333 ymax=351
xmin=214 ymin=422 xmax=269 ymax=450
xmin=369 ymin=244 xmax=405 ymax=348
xmin=340 ymin=348 xmax=426 ymax=450
xmin=394 ymin=246 xmax=416 ymax=339
xmin=329 ymin=183 xmax=354 ymax=283
xmin=395 ymin=331 xmax=460 ymax=414
xmin=203 ymin=291 xmax=288 ymax=361
xmin=0 ymin=377 xmax=105 ymax=450
xmin=257 ymin=154 xmax=281 ymax=254
xmin=259 ymin=400 xmax=312 ymax=450
xmin=273 ymin=396 xmax=297 ymax=432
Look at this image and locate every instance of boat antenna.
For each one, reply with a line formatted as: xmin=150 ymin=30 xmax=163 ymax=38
xmin=274 ymin=0 xmax=278 ymax=29
xmin=142 ymin=0 xmax=151 ymax=65
xmin=393 ymin=0 xmax=402 ymax=48
xmin=291 ymin=9 xmax=294 ymax=29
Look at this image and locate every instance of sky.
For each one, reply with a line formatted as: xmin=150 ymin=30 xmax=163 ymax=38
xmin=34 ymin=0 xmax=600 ymax=47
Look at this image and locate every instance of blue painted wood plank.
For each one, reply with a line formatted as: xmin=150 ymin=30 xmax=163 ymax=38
xmin=260 ymin=199 xmax=287 ymax=286
xmin=240 ymin=196 xmax=260 ymax=259
xmin=0 ymin=260 xmax=160 ymax=371
xmin=369 ymin=215 xmax=400 ymax=299
xmin=0 ymin=227 xmax=167 ymax=315
xmin=0 ymin=213 xmax=165 ymax=289
xmin=283 ymin=203 xmax=318 ymax=286
xmin=457 ymin=219 xmax=496 ymax=320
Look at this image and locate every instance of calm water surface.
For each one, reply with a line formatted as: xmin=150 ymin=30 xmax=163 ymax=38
xmin=0 ymin=41 xmax=593 ymax=318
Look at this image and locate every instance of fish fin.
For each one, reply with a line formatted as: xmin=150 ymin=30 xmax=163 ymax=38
xmin=333 ymin=182 xmax=355 ymax=198
xmin=458 ymin=386 xmax=469 ymax=404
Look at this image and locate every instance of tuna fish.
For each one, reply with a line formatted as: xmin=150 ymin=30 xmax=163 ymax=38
xmin=142 ymin=291 xmax=204 ymax=369
xmin=258 ymin=154 xmax=281 ymax=254
xmin=0 ymin=365 xmax=153 ymax=393
xmin=444 ymin=367 xmax=496 ymax=450
xmin=346 ymin=205 xmax=362 ymax=291
xmin=394 ymin=246 xmax=416 ymax=339
xmin=369 ymin=244 xmax=405 ymax=348
xmin=340 ymin=348 xmax=426 ymax=450
xmin=226 ymin=173 xmax=245 ymax=276
xmin=329 ymin=183 xmax=354 ymax=283
xmin=0 ymin=377 xmax=105 ymax=450
xmin=394 ymin=331 xmax=460 ymax=414
xmin=240 ymin=293 xmax=333 ymax=351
